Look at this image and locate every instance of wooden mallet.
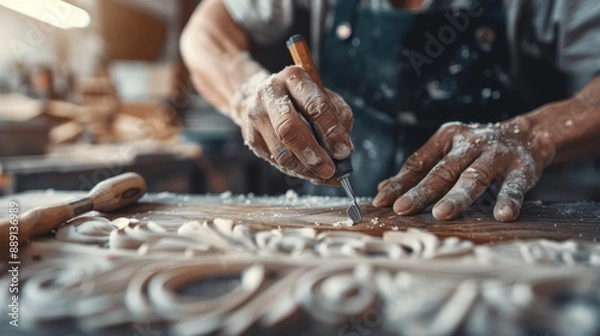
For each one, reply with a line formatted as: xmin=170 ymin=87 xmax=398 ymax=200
xmin=1 ymin=172 xmax=147 ymax=259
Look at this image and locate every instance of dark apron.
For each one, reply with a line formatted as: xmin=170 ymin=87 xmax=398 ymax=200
xmin=304 ymin=0 xmax=530 ymax=197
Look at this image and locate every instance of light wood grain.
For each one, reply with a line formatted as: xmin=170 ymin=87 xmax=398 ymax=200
xmin=2 ymin=192 xmax=598 ymax=244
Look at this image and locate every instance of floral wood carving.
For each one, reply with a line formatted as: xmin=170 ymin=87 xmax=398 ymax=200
xmin=1 ymin=215 xmax=599 ymax=336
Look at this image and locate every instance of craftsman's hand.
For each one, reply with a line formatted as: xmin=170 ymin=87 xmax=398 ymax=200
xmin=238 ymin=66 xmax=354 ymax=185
xmin=372 ymin=119 xmax=557 ymax=222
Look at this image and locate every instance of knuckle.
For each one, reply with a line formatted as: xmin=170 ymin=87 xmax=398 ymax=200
xmin=324 ymin=125 xmax=344 ymax=140
xmin=340 ymin=105 xmax=353 ymax=120
xmin=304 ymin=96 xmax=324 ymax=115
xmin=274 ymin=147 xmax=296 ymax=168
xmin=500 ymin=189 xmax=523 ymax=202
xmin=276 ymin=118 xmax=301 ymax=144
xmin=337 ymin=106 xmax=354 ymax=130
xmin=378 ymin=178 xmax=390 ymax=190
xmin=500 ymin=178 xmax=526 ymax=201
xmin=432 ymin=164 xmax=460 ymax=185
xmin=247 ymin=107 xmax=265 ymax=123
xmin=462 ymin=167 xmax=492 ymax=186
xmin=281 ymin=65 xmax=305 ymax=79
xmin=257 ymin=77 xmax=281 ymax=101
xmin=283 ymin=68 xmax=313 ymax=93
xmin=487 ymin=149 xmax=502 ymax=161
xmin=305 ymin=97 xmax=333 ymax=120
xmin=403 ymin=153 xmax=425 ymax=172
xmin=472 ymin=175 xmax=491 ymax=190
xmin=387 ymin=180 xmax=403 ymax=192
xmin=439 ymin=121 xmax=465 ymax=134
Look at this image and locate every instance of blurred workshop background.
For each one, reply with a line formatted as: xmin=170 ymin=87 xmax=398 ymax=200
xmin=0 ymin=0 xmax=598 ymax=201
xmin=0 ymin=0 xmax=304 ymax=197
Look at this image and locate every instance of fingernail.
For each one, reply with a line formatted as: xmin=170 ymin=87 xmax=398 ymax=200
xmin=433 ymin=201 xmax=454 ymax=219
xmin=333 ymin=142 xmax=351 ymax=159
xmin=394 ymin=197 xmax=413 ymax=214
xmin=496 ymin=204 xmax=514 ymax=221
xmin=316 ymin=162 xmax=335 ymax=179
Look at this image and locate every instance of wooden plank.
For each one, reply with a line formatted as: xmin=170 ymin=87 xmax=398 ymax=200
xmin=2 ymin=191 xmax=599 ymax=244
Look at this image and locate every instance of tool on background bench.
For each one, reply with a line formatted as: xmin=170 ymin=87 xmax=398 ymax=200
xmin=287 ymin=34 xmax=363 ymax=224
xmin=0 ymin=172 xmax=147 ymax=260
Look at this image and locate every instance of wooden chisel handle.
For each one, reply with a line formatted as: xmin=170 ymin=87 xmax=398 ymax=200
xmin=1 ymin=172 xmax=146 ymax=260
xmin=287 ymin=35 xmax=325 ymax=90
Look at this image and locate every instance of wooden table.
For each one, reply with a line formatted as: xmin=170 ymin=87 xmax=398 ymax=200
xmin=4 ymin=191 xmax=599 ymax=243
xmin=1 ymin=192 xmax=599 ymax=336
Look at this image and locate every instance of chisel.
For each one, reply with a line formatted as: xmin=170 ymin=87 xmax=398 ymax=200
xmin=287 ymin=34 xmax=362 ymax=224
xmin=0 ymin=172 xmax=147 ymax=260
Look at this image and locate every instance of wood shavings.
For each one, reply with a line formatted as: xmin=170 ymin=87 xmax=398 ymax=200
xmin=55 ymin=216 xmax=113 ymax=244
xmin=3 ymin=213 xmax=600 ymax=336
xmin=332 ymin=218 xmax=354 ymax=227
xmin=110 ymin=217 xmax=132 ymax=230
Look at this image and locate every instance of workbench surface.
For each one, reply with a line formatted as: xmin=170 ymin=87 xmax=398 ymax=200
xmin=4 ymin=191 xmax=599 ymax=243
xmin=1 ymin=191 xmax=599 ymax=336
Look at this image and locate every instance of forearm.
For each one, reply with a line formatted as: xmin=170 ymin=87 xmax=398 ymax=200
xmin=521 ymin=76 xmax=600 ymax=164
xmin=180 ymin=0 xmax=267 ymax=124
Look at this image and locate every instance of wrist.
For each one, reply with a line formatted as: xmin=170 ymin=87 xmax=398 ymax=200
xmin=508 ymin=112 xmax=558 ymax=167
xmin=228 ymin=54 xmax=270 ymax=126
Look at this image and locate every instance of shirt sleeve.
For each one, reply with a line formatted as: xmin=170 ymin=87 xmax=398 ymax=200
xmin=523 ymin=0 xmax=600 ymax=92
xmin=556 ymin=0 xmax=600 ymax=91
xmin=507 ymin=0 xmax=600 ymax=94
xmin=223 ymin=0 xmax=296 ymax=45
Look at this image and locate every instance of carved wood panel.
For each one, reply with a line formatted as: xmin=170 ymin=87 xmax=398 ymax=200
xmin=1 ymin=207 xmax=599 ymax=336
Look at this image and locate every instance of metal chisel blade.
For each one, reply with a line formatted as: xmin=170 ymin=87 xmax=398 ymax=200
xmin=340 ymin=177 xmax=362 ymax=224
